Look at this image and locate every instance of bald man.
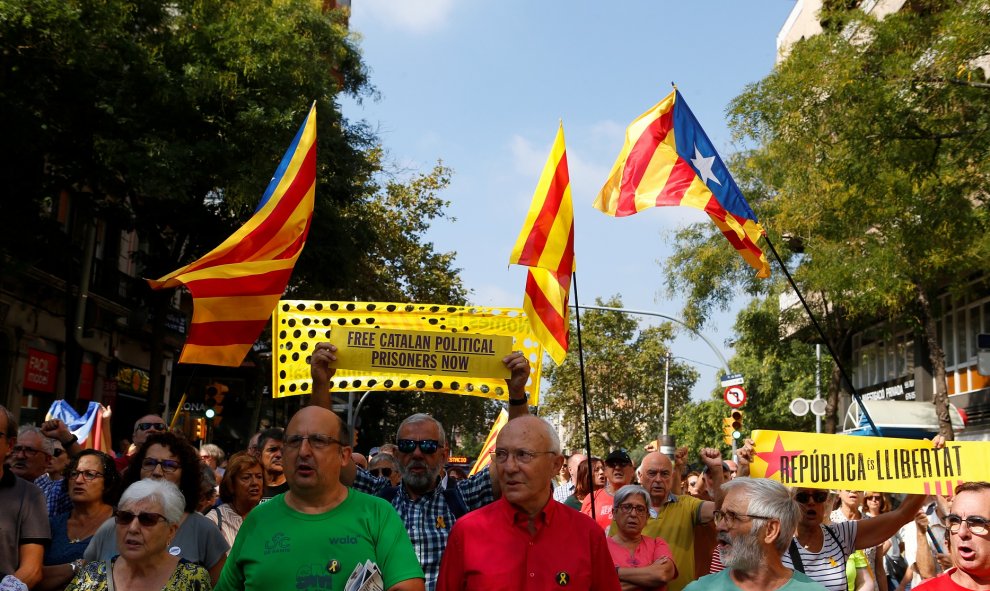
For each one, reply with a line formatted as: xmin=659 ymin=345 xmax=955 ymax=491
xmin=216 ymin=407 xmax=425 ymax=591
xmin=437 ymin=416 xmax=620 ymax=591
xmin=627 ymin=450 xmax=726 ymax=591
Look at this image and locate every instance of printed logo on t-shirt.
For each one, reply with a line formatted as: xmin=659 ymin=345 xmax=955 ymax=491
xmin=264 ymin=532 xmax=292 ymax=555
xmin=327 ymin=535 xmax=358 ymax=545
xmin=296 ymin=564 xmax=333 ymax=589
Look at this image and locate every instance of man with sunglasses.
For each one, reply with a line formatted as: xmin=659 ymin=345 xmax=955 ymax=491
xmin=114 ymin=414 xmax=167 ymax=472
xmin=0 ymin=405 xmax=49 ymax=590
xmin=369 ymin=453 xmax=402 ymax=486
xmin=310 ymin=342 xmax=533 ymax=591
xmin=215 ymin=405 xmax=425 ymax=591
xmin=915 ymin=481 xmax=990 ymax=591
xmin=582 ymin=449 xmax=634 ymax=529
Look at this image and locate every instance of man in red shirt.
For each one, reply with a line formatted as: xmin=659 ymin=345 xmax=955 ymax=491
xmin=437 ymin=415 xmax=620 ymax=591
xmin=915 ymin=481 xmax=990 ymax=591
xmin=582 ymin=449 xmax=634 ymax=529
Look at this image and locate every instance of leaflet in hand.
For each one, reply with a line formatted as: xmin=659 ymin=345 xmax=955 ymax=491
xmin=344 ymin=560 xmax=384 ymax=591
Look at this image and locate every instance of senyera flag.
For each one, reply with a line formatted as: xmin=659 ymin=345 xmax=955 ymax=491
xmin=148 ymin=103 xmax=317 ymax=366
xmin=469 ymin=409 xmax=508 ymax=476
xmin=509 ymin=123 xmax=575 ymax=365
xmin=593 ymin=90 xmax=770 ymax=278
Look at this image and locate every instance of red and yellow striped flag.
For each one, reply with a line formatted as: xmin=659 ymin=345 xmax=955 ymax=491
xmin=147 ymin=104 xmax=317 ymax=366
xmin=509 ymin=124 xmax=575 ymax=365
xmin=593 ymin=90 xmax=769 ymax=278
xmin=469 ymin=409 xmax=508 ymax=476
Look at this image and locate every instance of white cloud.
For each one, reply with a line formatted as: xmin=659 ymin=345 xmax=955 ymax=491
xmin=355 ymin=0 xmax=457 ymax=35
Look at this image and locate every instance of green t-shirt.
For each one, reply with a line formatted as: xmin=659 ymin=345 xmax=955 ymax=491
xmin=684 ymin=569 xmax=827 ymax=590
xmin=214 ymin=490 xmax=424 ymax=591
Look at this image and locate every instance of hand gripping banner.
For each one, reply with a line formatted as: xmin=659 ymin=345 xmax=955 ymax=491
xmin=273 ymin=300 xmax=543 ymax=402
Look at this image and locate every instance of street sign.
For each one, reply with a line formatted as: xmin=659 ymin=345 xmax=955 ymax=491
xmin=720 ymin=373 xmax=744 ymax=387
xmin=724 ymin=385 xmax=747 ymax=408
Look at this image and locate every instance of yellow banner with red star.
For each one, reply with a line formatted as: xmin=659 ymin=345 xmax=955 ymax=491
xmin=750 ymin=430 xmax=990 ymax=498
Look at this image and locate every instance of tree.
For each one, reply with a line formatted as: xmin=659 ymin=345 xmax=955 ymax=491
xmin=542 ymin=296 xmax=699 ymax=454
xmin=666 ymin=2 xmax=990 ymax=438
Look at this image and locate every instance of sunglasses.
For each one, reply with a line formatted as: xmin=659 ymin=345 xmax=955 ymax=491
xmin=115 ymin=510 xmax=168 ymax=527
xmin=795 ymin=491 xmax=830 ymax=504
xmin=141 ymin=458 xmax=181 ymax=473
xmin=396 ymin=439 xmax=440 ymax=454
xmin=53 ymin=448 xmax=65 ymax=458
xmin=865 ymin=495 xmax=882 ymax=502
xmin=136 ymin=422 xmax=167 ymax=432
xmin=370 ymin=467 xmax=393 ymax=478
xmin=605 ymin=461 xmax=631 ymax=469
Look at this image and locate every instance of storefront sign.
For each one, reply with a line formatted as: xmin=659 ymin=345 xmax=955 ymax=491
xmin=25 ymin=348 xmax=58 ymax=394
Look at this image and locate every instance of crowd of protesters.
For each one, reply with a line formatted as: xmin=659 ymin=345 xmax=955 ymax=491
xmin=1 ymin=344 xmax=988 ymax=591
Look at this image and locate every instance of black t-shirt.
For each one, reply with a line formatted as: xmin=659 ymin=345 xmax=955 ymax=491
xmin=260 ymin=481 xmax=289 ymax=503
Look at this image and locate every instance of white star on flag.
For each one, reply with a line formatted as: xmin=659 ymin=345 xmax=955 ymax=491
xmin=691 ymin=145 xmax=721 ymax=186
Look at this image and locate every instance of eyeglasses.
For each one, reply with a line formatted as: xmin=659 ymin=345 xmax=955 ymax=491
xmin=370 ymin=467 xmax=393 ymax=478
xmin=615 ymin=503 xmax=648 ymax=515
xmin=12 ymin=445 xmax=47 ymax=457
xmin=606 ymin=461 xmax=632 ymax=469
xmin=397 ymin=439 xmax=440 ymax=454
xmin=795 ymin=491 xmax=830 ymax=504
xmin=136 ymin=422 xmax=167 ymax=432
xmin=115 ymin=510 xmax=169 ymax=527
xmin=70 ymin=469 xmax=104 ymax=482
xmin=141 ymin=458 xmax=181 ymax=473
xmin=865 ymin=495 xmax=882 ymax=502
xmin=491 ymin=448 xmax=556 ymax=464
xmin=284 ymin=434 xmax=343 ymax=450
xmin=946 ymin=514 xmax=990 ymax=536
xmin=713 ymin=509 xmax=774 ymax=525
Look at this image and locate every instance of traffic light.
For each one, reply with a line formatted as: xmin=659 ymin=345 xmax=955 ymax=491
xmin=204 ymin=382 xmax=228 ymax=426
xmin=731 ymin=410 xmax=744 ymax=440
xmin=722 ymin=418 xmax=735 ymax=446
xmin=192 ymin=417 xmax=206 ymax=441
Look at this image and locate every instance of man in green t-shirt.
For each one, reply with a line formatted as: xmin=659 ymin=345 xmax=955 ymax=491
xmin=684 ymin=478 xmax=825 ymax=591
xmin=215 ymin=406 xmax=425 ymax=591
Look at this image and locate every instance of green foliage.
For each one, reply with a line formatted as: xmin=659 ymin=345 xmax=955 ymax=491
xmin=542 ymin=296 xmax=699 ymax=454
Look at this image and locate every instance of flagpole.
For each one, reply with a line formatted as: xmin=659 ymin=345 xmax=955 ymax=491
xmin=762 ymin=235 xmax=880 ymax=436
xmin=570 ymin=271 xmax=596 ymax=518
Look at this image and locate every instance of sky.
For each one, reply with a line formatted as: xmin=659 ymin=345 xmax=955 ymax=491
xmin=340 ymin=1 xmax=799 ymax=401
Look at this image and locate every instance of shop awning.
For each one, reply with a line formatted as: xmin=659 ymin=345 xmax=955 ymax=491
xmin=841 ymin=399 xmax=965 ymax=438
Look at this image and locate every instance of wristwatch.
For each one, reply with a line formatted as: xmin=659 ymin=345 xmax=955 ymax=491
xmin=508 ymin=396 xmax=529 ymax=406
xmin=62 ymin=434 xmax=78 ymax=447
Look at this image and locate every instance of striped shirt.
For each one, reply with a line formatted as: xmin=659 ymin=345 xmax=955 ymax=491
xmin=782 ymin=521 xmax=858 ymax=591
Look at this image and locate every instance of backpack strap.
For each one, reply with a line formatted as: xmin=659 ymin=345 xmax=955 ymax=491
xmin=442 ymin=481 xmax=469 ymax=519
xmin=823 ymin=524 xmax=847 ymax=562
xmin=788 ymin=539 xmax=806 ymax=573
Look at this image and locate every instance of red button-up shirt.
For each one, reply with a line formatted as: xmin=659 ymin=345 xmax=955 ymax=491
xmin=437 ymin=495 xmax=621 ymax=591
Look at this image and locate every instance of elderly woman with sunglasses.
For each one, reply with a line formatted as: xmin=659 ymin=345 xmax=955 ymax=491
xmin=38 ymin=451 xmax=122 ymax=591
xmin=608 ymin=485 xmax=677 ymax=591
xmin=204 ymin=453 xmax=264 ymax=547
xmin=83 ymin=432 xmax=229 ymax=585
xmin=65 ymin=479 xmax=212 ymax=591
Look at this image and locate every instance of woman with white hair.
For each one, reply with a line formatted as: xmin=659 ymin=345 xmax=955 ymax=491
xmin=65 ymin=479 xmax=212 ymax=590
xmin=608 ymin=484 xmax=678 ymax=590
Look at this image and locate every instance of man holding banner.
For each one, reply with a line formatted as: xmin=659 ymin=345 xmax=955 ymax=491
xmin=310 ymin=342 xmax=534 ymax=591
xmin=916 ymin=481 xmax=990 ymax=591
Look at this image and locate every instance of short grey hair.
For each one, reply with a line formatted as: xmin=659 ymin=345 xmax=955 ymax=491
xmin=613 ymin=484 xmax=650 ymax=508
xmin=369 ymin=453 xmax=399 ymax=471
xmin=199 ymin=443 xmax=225 ymax=463
xmin=538 ymin=417 xmax=562 ymax=455
xmin=721 ymin=477 xmax=799 ymax=553
xmin=397 ymin=413 xmax=447 ymax=446
xmin=119 ymin=479 xmax=186 ymax=524
xmin=17 ymin=425 xmax=54 ymax=456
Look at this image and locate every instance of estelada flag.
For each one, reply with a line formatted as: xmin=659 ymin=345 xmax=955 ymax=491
xmin=509 ymin=123 xmax=575 ymax=365
xmin=147 ymin=104 xmax=317 ymax=366
xmin=593 ymin=90 xmax=770 ymax=278
xmin=469 ymin=409 xmax=509 ymax=476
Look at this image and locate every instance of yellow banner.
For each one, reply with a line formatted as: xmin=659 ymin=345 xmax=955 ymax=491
xmin=272 ymin=301 xmax=543 ymax=402
xmin=751 ymin=430 xmax=990 ymax=497
xmin=329 ymin=327 xmax=512 ymax=379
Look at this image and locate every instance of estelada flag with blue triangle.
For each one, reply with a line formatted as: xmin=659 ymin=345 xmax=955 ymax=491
xmin=147 ymin=104 xmax=317 ymax=366
xmin=593 ymin=89 xmax=770 ymax=278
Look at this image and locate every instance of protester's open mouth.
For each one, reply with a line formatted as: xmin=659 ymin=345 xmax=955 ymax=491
xmin=295 ymin=463 xmax=315 ymax=477
xmin=957 ymin=544 xmax=976 ymax=561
